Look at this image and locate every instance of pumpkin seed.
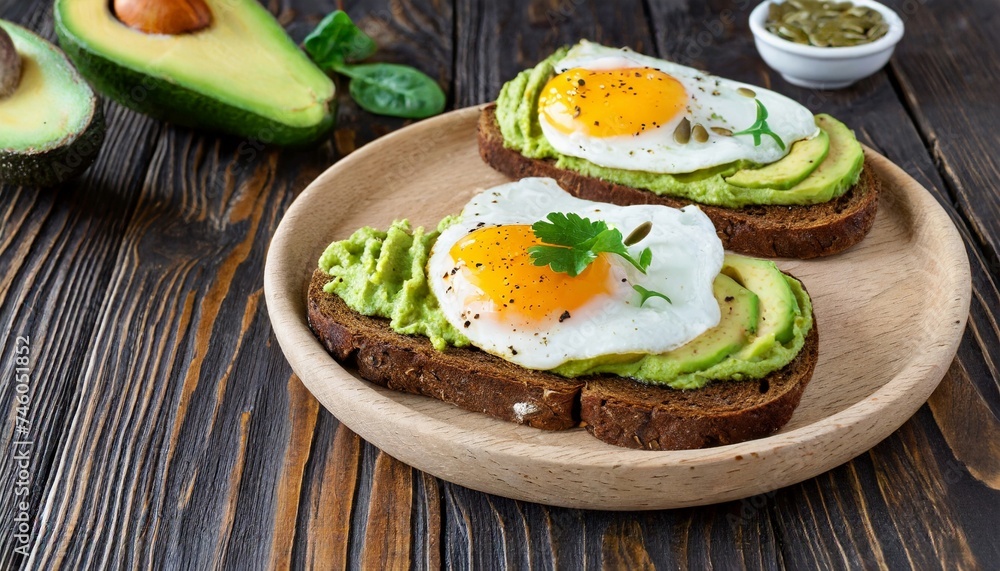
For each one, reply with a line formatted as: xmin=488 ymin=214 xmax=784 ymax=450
xmin=764 ymin=0 xmax=888 ymax=47
xmin=692 ymin=124 xmax=709 ymax=143
xmin=710 ymin=126 xmax=733 ymax=136
xmin=737 ymin=87 xmax=757 ymax=98
xmin=778 ymin=25 xmax=808 ymax=42
xmin=673 ymin=117 xmax=691 ymax=144
xmin=624 ymin=221 xmax=653 ymax=246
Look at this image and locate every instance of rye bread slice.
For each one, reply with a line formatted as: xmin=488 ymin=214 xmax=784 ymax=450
xmin=307 ymin=269 xmax=583 ymax=430
xmin=478 ymin=104 xmax=879 ymax=259
xmin=307 ymin=269 xmax=819 ymax=449
xmin=581 ymin=324 xmax=818 ymax=450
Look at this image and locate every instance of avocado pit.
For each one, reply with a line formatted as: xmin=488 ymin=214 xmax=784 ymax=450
xmin=113 ymin=0 xmax=213 ymax=35
xmin=0 ymin=25 xmax=21 ymax=98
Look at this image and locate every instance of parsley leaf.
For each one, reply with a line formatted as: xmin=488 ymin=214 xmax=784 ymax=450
xmin=527 ymin=245 xmax=596 ymax=277
xmin=528 ymin=213 xmax=671 ymax=305
xmin=531 ymin=212 xmax=608 ymax=248
xmin=732 ymin=99 xmax=786 ymax=151
xmin=633 ymin=284 xmax=672 ymax=306
xmin=528 ymin=213 xmax=653 ymax=276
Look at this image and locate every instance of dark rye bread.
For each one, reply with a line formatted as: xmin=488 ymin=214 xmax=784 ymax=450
xmin=308 ymin=269 xmax=819 ymax=449
xmin=308 ymin=269 xmax=583 ymax=430
xmin=478 ymin=104 xmax=880 ymax=259
xmin=581 ymin=324 xmax=817 ymax=450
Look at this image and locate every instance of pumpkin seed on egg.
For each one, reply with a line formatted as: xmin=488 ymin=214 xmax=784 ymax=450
xmin=624 ymin=221 xmax=653 ymax=246
xmin=673 ymin=117 xmax=691 ymax=144
xmin=692 ymin=124 xmax=709 ymax=143
xmin=710 ymin=126 xmax=733 ymax=136
xmin=737 ymin=87 xmax=756 ymax=98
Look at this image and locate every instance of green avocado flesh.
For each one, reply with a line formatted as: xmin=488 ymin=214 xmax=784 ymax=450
xmin=0 ymin=20 xmax=104 ymax=187
xmin=572 ymin=273 xmax=761 ymax=375
xmin=722 ymin=256 xmax=798 ymax=358
xmin=318 ymin=221 xmax=813 ymax=390
xmin=495 ymin=49 xmax=863 ymax=207
xmin=54 ymin=0 xmax=335 ymax=146
xmin=725 ymin=128 xmax=829 ymax=190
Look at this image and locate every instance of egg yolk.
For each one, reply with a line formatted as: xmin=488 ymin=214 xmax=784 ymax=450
xmin=448 ymin=224 xmax=615 ymax=322
xmin=539 ymin=67 xmax=687 ymax=138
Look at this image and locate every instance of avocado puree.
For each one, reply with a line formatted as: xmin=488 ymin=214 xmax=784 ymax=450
xmin=319 ymin=221 xmax=813 ymax=390
xmin=319 ymin=219 xmax=470 ymax=351
xmin=495 ymin=49 xmax=862 ymax=207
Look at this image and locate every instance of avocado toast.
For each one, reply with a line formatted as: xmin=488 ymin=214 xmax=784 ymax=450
xmin=479 ymin=42 xmax=879 ymax=259
xmin=307 ymin=178 xmax=817 ymax=450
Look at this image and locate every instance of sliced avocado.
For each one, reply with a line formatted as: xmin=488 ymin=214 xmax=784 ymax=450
xmin=779 ymin=114 xmax=864 ymax=201
xmin=655 ymin=273 xmax=759 ymax=372
xmin=725 ymin=128 xmax=829 ymax=190
xmin=0 ymin=20 xmax=105 ymax=187
xmin=54 ymin=0 xmax=336 ymax=146
xmin=721 ymin=255 xmax=798 ymax=359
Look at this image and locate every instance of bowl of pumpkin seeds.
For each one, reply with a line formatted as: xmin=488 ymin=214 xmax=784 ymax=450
xmin=749 ymin=0 xmax=904 ymax=89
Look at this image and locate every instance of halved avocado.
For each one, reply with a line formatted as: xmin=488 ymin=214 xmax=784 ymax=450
xmin=54 ymin=0 xmax=335 ymax=146
xmin=721 ymin=255 xmax=798 ymax=359
xmin=0 ymin=20 xmax=104 ymax=187
xmin=725 ymin=128 xmax=830 ymax=190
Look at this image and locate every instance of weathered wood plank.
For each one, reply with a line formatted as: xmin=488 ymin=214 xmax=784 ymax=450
xmin=23 ymin=131 xmax=332 ymax=569
xmin=10 ymin=0 xmax=453 ymax=568
xmin=360 ymin=452 xmax=413 ymax=570
xmin=0 ymin=5 xmax=163 ymax=569
xmin=294 ymin=416 xmax=361 ymax=571
xmin=882 ymin=0 xmax=1000 ymax=274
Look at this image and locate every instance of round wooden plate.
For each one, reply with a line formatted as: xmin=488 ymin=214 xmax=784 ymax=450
xmin=264 ymin=106 xmax=971 ymax=510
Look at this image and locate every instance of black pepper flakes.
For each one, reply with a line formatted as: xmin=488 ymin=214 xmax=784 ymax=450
xmin=559 ymin=311 xmax=571 ymax=322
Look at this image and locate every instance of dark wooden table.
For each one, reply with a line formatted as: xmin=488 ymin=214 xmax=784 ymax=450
xmin=2 ymin=0 xmax=999 ymax=568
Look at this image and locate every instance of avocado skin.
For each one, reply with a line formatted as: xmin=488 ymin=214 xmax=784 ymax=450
xmin=54 ymin=19 xmax=335 ymax=147
xmin=0 ymin=93 xmax=105 ymax=188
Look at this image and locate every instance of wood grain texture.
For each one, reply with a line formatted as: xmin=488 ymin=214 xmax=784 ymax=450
xmin=1 ymin=0 xmax=999 ymax=568
xmin=882 ymin=0 xmax=1000 ymax=269
xmin=0 ymin=6 xmax=163 ymax=569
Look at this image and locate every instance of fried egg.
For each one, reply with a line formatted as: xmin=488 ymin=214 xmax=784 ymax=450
xmin=537 ymin=41 xmax=819 ymax=174
xmin=427 ymin=178 xmax=724 ymax=370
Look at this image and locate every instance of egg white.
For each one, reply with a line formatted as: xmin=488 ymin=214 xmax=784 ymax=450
xmin=427 ymin=178 xmax=724 ymax=370
xmin=539 ymin=41 xmax=819 ymax=174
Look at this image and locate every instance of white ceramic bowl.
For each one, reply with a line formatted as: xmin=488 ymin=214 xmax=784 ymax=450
xmin=749 ymin=0 xmax=904 ymax=89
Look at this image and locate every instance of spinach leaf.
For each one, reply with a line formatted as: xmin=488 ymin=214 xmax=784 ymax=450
xmin=303 ymin=10 xmax=377 ymax=69
xmin=341 ymin=63 xmax=446 ymax=119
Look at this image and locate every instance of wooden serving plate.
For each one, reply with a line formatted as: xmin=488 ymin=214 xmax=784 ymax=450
xmin=264 ymin=106 xmax=971 ymax=510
